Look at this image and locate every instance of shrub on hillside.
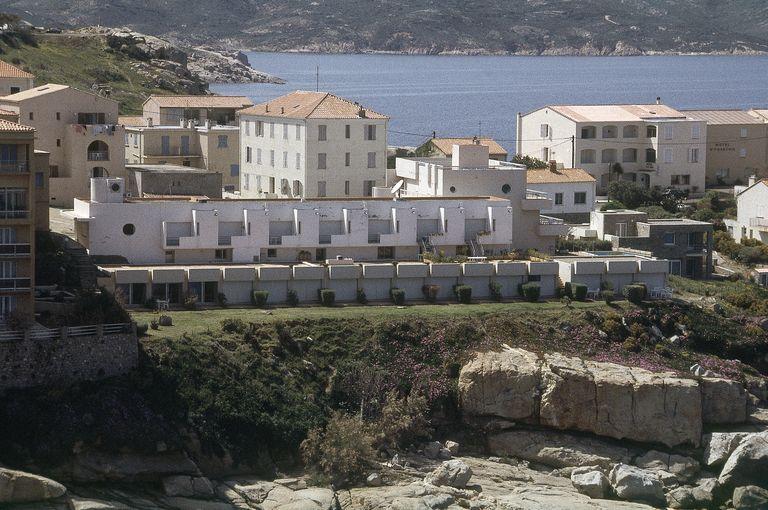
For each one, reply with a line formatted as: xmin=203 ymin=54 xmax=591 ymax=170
xmin=287 ymin=289 xmax=299 ymax=307
xmin=356 ymin=288 xmax=368 ymax=304
xmin=373 ymin=391 xmax=430 ymax=451
xmin=571 ymin=283 xmax=588 ymax=301
xmin=521 ymin=282 xmax=541 ymax=302
xmin=623 ymin=284 xmax=646 ymax=304
xmin=602 ymin=290 xmax=616 ymax=304
xmin=422 ymin=284 xmax=440 ymax=303
xmin=301 ymin=411 xmax=375 ymax=486
xmin=556 ymin=237 xmax=614 ymax=253
xmin=221 ymin=318 xmax=247 ymax=334
xmin=252 ymin=290 xmax=269 ymax=307
xmin=319 ymin=289 xmax=336 ymax=307
xmin=390 ymin=288 xmax=406 ymax=305
xmin=453 ymin=284 xmax=472 ymax=304
xmin=489 ymin=281 xmax=503 ymax=302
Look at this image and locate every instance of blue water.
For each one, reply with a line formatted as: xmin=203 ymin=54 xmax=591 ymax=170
xmin=212 ymin=53 xmax=768 ymax=152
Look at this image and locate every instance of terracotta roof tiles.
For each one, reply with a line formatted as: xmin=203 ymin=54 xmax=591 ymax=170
xmin=238 ymin=91 xmax=388 ymax=119
xmin=526 ymin=167 xmax=595 ymax=184
xmin=145 ymin=95 xmax=253 ymax=109
xmin=0 ymin=60 xmax=33 ymax=79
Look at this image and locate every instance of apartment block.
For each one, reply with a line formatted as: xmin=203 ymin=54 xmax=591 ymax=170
xmin=0 ymin=60 xmax=33 ymax=97
xmin=725 ymin=176 xmax=768 ymax=243
xmin=0 ymin=120 xmax=41 ymax=322
xmin=238 ymin=91 xmax=388 ymax=199
xmin=578 ymin=210 xmax=713 ymax=279
xmin=555 ymin=254 xmax=670 ymax=294
xmin=142 ymin=95 xmax=253 ymax=127
xmin=124 ymin=120 xmax=240 ymax=191
xmin=0 ymin=84 xmax=125 ymax=207
xmin=517 ymin=104 xmax=707 ymax=194
xmin=72 ymin=177 xmax=563 ymax=266
xmin=683 ymin=109 xmax=768 ymax=186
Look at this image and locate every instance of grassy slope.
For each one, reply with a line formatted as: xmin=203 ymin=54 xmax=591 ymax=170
xmin=0 ymin=35 xmax=188 ymax=114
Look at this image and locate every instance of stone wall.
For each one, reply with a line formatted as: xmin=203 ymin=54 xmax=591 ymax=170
xmin=0 ymin=326 xmax=138 ymax=391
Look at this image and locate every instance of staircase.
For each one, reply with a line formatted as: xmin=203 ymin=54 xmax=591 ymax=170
xmin=470 ymin=235 xmax=485 ymax=257
xmin=50 ymin=232 xmax=98 ymax=289
xmin=420 ymin=235 xmax=436 ymax=256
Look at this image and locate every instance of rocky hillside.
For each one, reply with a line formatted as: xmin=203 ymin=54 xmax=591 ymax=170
xmin=5 ymin=0 xmax=768 ymax=55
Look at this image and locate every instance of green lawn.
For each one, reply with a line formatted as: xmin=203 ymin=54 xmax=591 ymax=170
xmin=132 ymin=300 xmax=614 ymax=338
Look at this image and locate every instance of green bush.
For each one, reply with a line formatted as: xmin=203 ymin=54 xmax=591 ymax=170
xmin=183 ymin=293 xmax=198 ymax=310
xmin=489 ymin=281 xmax=503 ymax=302
xmin=301 ymin=411 xmax=375 ymax=486
xmin=571 ymin=283 xmax=588 ymax=301
xmin=287 ymin=289 xmax=299 ymax=307
xmin=150 ymin=320 xmax=159 ymax=330
xmin=319 ymin=289 xmax=336 ymax=307
xmin=221 ymin=318 xmax=247 ymax=334
xmin=252 ymin=290 xmax=269 ymax=307
xmin=356 ymin=288 xmax=368 ymax=305
xmin=390 ymin=288 xmax=406 ymax=305
xmin=454 ymin=284 xmax=472 ymax=304
xmin=136 ymin=323 xmax=149 ymax=336
xmin=563 ymin=282 xmax=573 ymax=298
xmin=521 ymin=282 xmax=541 ymax=302
xmin=216 ymin=292 xmax=228 ymax=308
xmin=602 ymin=290 xmax=616 ymax=304
xmin=144 ymin=298 xmax=157 ymax=310
xmin=623 ymin=284 xmax=646 ymax=304
xmin=422 ymin=284 xmax=440 ymax=303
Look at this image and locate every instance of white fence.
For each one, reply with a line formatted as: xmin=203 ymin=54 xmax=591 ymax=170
xmin=0 ymin=322 xmax=133 ymax=343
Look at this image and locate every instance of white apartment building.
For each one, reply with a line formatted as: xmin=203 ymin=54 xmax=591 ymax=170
xmin=0 ymin=84 xmax=125 ymax=206
xmin=516 ymin=104 xmax=707 ymax=195
xmin=238 ymin=91 xmax=388 ymax=199
xmin=725 ymin=176 xmax=768 ymax=243
xmin=72 ymin=177 xmax=564 ymax=265
xmin=526 ymin=164 xmax=596 ymax=222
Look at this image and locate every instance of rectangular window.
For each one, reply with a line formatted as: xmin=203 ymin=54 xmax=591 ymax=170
xmin=364 ymin=124 xmax=377 ymax=140
xmin=269 ymin=122 xmax=274 ymax=138
xmin=345 ymin=152 xmax=351 ymax=167
xmin=344 ymin=180 xmax=350 ymax=195
xmin=56 ymin=112 xmax=60 ymax=121
xmin=318 ymin=153 xmax=327 ymax=169
xmin=377 ymin=246 xmax=394 ymax=259
xmin=180 ymin=135 xmax=190 ymax=156
xmin=574 ymin=192 xmax=587 ymax=204
xmin=243 ymin=173 xmax=249 ymax=190
xmin=256 ymin=120 xmax=264 ymax=136
xmin=270 ymin=150 xmax=275 ymax=167
xmin=740 ymin=127 xmax=748 ymax=138
xmin=540 ymin=124 xmax=549 ymax=137
xmin=230 ymin=164 xmax=239 ymax=177
xmin=49 ymin=165 xmax=59 ymax=178
xmin=688 ymin=148 xmax=699 ymax=163
xmin=28 ymin=112 xmax=33 ymax=121
xmin=246 ymin=146 xmax=252 ymax=163
xmin=244 ymin=120 xmax=250 ymax=136
xmin=317 ymin=180 xmax=326 ymax=197
xmin=691 ymin=125 xmax=700 ymax=139
xmin=296 ymin=153 xmax=301 ymax=169
xmin=315 ymin=248 xmax=326 ymax=261
xmin=269 ymin=177 xmax=275 ymax=194
xmin=256 ymin=148 xmax=262 ymax=164
xmin=363 ymin=180 xmax=375 ymax=196
xmin=283 ymin=151 xmax=288 ymax=168
xmin=739 ymin=148 xmax=747 ymax=158
xmin=283 ymin=123 xmax=288 ymax=139
xmin=663 ymin=148 xmax=673 ymax=164
xmin=217 ymin=135 xmax=228 ymax=148
xmin=663 ymin=232 xmax=676 ymax=245
xmin=345 ymin=124 xmax=351 ymax=139
xmin=35 ymin=172 xmax=44 ymax=189
xmin=646 ymin=125 xmax=657 ymax=138
xmin=267 ymin=248 xmax=277 ymax=258
xmin=669 ymin=260 xmax=682 ymax=275
xmin=367 ymin=152 xmax=376 ymax=168
xmin=161 ymin=135 xmax=170 ymax=156
xmin=318 ymin=124 xmax=327 ymax=141
xmin=663 ymin=125 xmax=674 ymax=140
xmin=554 ymin=193 xmax=563 ymax=205
xmin=541 ymin=147 xmax=549 ymax=161
xmin=56 ymin=139 xmax=61 ymax=147
xmin=296 ymin=124 xmax=301 ymax=140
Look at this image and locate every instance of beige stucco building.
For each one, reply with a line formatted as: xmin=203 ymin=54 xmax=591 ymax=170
xmin=683 ymin=109 xmax=768 ymax=186
xmin=517 ymin=104 xmax=707 ymax=195
xmin=0 ymin=84 xmax=124 ymax=207
xmin=142 ymin=95 xmax=253 ymax=127
xmin=238 ymin=91 xmax=388 ymax=199
xmin=124 ymin=119 xmax=240 ymax=191
xmin=0 ymin=60 xmax=33 ymax=97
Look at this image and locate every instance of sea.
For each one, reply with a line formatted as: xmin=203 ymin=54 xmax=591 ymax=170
xmin=211 ymin=52 xmax=768 ymax=152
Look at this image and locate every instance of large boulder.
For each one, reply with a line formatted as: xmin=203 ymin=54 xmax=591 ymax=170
xmin=63 ymin=451 xmax=199 ymax=482
xmin=570 ymin=469 xmax=611 ymax=499
xmin=609 ymin=463 xmax=665 ymax=506
xmin=162 ymin=475 xmax=214 ymax=497
xmin=665 ymin=478 xmax=718 ymax=509
xmin=487 ymin=429 xmax=633 ymax=469
xmin=460 ymin=350 xmax=703 ymax=447
xmin=0 ymin=468 xmax=66 ymax=503
xmin=702 ymin=432 xmax=750 ymax=467
xmin=733 ymin=485 xmax=768 ymax=509
xmin=424 ymin=460 xmax=472 ymax=488
xmin=718 ymin=431 xmax=768 ymax=488
xmin=634 ymin=450 xmax=699 ymax=481
xmin=459 ymin=348 xmax=541 ymax=421
xmin=700 ymin=377 xmax=748 ymax=424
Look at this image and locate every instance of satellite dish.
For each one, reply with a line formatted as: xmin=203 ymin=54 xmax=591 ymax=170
xmin=390 ymin=179 xmax=404 ymax=194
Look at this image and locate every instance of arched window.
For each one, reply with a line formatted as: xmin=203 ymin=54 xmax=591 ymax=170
xmin=622 ymin=148 xmax=637 ymax=163
xmin=623 ymin=125 xmax=639 ymax=138
xmin=646 ymin=148 xmax=657 ymax=163
xmin=92 ymin=167 xmax=107 ymax=177
xmin=601 ymin=149 xmax=617 ymax=164
xmin=580 ymin=126 xmax=596 ymax=139
xmin=580 ymin=149 xmax=596 ymax=164
xmin=601 ymin=125 xmax=618 ymax=138
xmin=87 ymin=140 xmax=109 ymax=161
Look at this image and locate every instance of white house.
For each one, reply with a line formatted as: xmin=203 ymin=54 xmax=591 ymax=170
xmin=525 ymin=164 xmax=596 ymax=222
xmin=725 ymin=176 xmax=768 ymax=243
xmin=238 ymin=91 xmax=388 ymax=199
xmin=516 ymin=103 xmax=707 ymax=195
xmin=72 ymin=177 xmax=565 ymax=266
xmin=555 ymin=254 xmax=670 ymax=295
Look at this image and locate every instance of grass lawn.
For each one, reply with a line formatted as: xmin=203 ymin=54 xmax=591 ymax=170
xmin=132 ymin=300 xmax=615 ymax=338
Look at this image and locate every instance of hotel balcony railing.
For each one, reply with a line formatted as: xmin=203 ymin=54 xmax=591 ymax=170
xmin=0 ymin=210 xmax=29 ymax=220
xmin=269 ymin=236 xmax=283 ymax=245
xmin=0 ymin=277 xmax=31 ymax=291
xmin=0 ymin=161 xmax=28 ymax=174
xmin=368 ymin=233 xmax=383 ymax=244
xmin=525 ymin=189 xmax=549 ymax=200
xmin=540 ymin=215 xmax=564 ymax=225
xmin=319 ymin=234 xmax=333 ymax=244
xmin=165 ymin=236 xmax=180 ymax=246
xmin=218 ymin=235 xmax=232 ymax=246
xmin=87 ymin=151 xmax=110 ymax=161
xmin=749 ymin=218 xmax=768 ymax=228
xmin=0 ymin=243 xmax=31 ymax=256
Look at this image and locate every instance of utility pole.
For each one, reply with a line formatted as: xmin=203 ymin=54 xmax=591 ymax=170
xmin=478 ymin=121 xmax=482 ymax=138
xmin=571 ymin=135 xmax=575 ymax=168
xmin=316 ymin=65 xmax=319 ymax=92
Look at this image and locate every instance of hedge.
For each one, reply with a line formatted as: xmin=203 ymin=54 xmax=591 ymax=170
xmin=422 ymin=284 xmax=439 ymax=303
xmin=287 ymin=289 xmax=299 ymax=307
xmin=489 ymin=281 xmax=503 ymax=302
xmin=571 ymin=283 xmax=588 ymax=301
xmin=623 ymin=284 xmax=646 ymax=304
xmin=521 ymin=282 xmax=541 ymax=302
xmin=252 ymin=290 xmax=269 ymax=307
xmin=319 ymin=289 xmax=336 ymax=307
xmin=454 ymin=284 xmax=472 ymax=304
xmin=390 ymin=288 xmax=406 ymax=305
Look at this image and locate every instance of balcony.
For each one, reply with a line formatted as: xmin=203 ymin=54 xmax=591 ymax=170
xmin=0 ymin=161 xmax=28 ymax=174
xmin=0 ymin=210 xmax=29 ymax=220
xmin=87 ymin=151 xmax=110 ymax=161
xmin=539 ymin=215 xmax=567 ymax=237
xmin=0 ymin=277 xmax=31 ymax=291
xmin=218 ymin=235 xmax=232 ymax=246
xmin=749 ymin=218 xmax=768 ymax=230
xmin=269 ymin=236 xmax=283 ymax=246
xmin=368 ymin=233 xmax=381 ymax=244
xmin=319 ymin=234 xmax=332 ymax=244
xmin=522 ymin=189 xmax=553 ymax=210
xmin=165 ymin=237 xmax=180 ymax=246
xmin=0 ymin=243 xmax=30 ymax=256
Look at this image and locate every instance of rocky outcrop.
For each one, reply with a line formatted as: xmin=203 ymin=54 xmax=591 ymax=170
xmin=702 ymin=432 xmax=750 ymax=467
xmin=188 ymin=47 xmax=284 ymax=84
xmin=460 ymin=349 xmax=718 ymax=447
xmin=0 ymin=467 xmax=66 ymax=503
xmin=608 ymin=464 xmax=665 ymax=506
xmin=571 ymin=469 xmax=611 ymax=499
xmin=718 ymin=431 xmax=768 ymax=488
xmin=424 ymin=460 xmax=472 ymax=488
xmin=700 ymin=378 xmax=748 ymax=424
xmin=733 ymin=485 xmax=768 ymax=509
xmin=57 ymin=451 xmax=200 ymax=482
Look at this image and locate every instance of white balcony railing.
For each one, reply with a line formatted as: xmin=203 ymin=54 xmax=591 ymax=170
xmin=749 ymin=218 xmax=768 ymax=228
xmin=87 ymin=151 xmax=110 ymax=161
xmin=525 ymin=189 xmax=549 ymax=200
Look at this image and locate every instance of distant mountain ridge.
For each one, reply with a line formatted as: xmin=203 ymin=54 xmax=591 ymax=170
xmin=5 ymin=0 xmax=768 ymax=55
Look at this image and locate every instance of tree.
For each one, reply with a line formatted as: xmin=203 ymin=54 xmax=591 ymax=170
xmin=511 ymin=154 xmax=548 ymax=169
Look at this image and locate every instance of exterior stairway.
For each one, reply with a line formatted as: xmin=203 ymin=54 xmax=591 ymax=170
xmin=50 ymin=232 xmax=98 ymax=289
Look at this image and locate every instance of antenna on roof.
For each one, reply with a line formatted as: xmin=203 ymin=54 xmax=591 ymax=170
xmin=316 ymin=65 xmax=319 ymax=92
xmin=478 ymin=121 xmax=482 ymax=138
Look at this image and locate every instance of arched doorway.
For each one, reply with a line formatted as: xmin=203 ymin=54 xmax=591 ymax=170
xmin=87 ymin=140 xmax=109 ymax=161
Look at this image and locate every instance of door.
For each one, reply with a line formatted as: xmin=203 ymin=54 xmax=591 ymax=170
xmin=685 ymin=257 xmax=701 ymax=278
xmin=181 ymin=136 xmax=190 ymax=156
xmin=161 ymin=136 xmax=170 ymax=156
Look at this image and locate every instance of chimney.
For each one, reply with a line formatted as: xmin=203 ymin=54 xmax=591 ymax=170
xmin=280 ymin=106 xmax=285 ymax=114
xmin=265 ymin=104 xmax=269 ymax=113
xmin=358 ymin=106 xmax=366 ymax=118
xmin=146 ymin=117 xmax=153 ymax=127
xmin=179 ymin=118 xmax=185 ymax=127
xmin=472 ymin=136 xmax=480 ymax=145
xmin=549 ymin=160 xmax=557 ymax=172
xmin=204 ymin=119 xmax=211 ymax=129
xmin=656 ymin=96 xmax=661 ymax=105
xmin=749 ymin=175 xmax=758 ymax=186
xmin=432 ymin=130 xmax=436 ymax=139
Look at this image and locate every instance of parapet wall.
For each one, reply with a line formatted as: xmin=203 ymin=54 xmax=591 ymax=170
xmin=0 ymin=324 xmax=138 ymax=391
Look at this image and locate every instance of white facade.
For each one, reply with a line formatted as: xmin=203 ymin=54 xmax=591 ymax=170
xmin=238 ymin=91 xmax=388 ymax=199
xmin=555 ymin=255 xmax=669 ymax=295
xmin=73 ymin=177 xmax=564 ymax=266
xmin=517 ymin=104 xmax=707 ymax=195
xmin=725 ymin=177 xmax=768 ymax=243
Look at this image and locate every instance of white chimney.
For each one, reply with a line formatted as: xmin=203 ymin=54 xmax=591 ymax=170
xmin=146 ymin=117 xmax=153 ymax=127
xmin=452 ymin=143 xmax=489 ymax=168
xmin=179 ymin=118 xmax=185 ymax=127
xmin=749 ymin=175 xmax=758 ymax=186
